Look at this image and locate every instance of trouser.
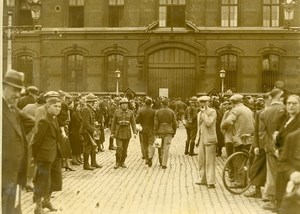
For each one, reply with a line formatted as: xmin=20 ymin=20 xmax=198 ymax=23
xmin=158 ymin=134 xmax=172 ymax=167
xmin=139 ymin=132 xmax=147 ymax=158
xmin=140 ymin=132 xmax=155 ymax=159
xmin=115 ymin=138 xmax=130 ymax=164
xmin=185 ymin=126 xmax=197 ymax=154
xmin=265 ymin=152 xmax=278 ymax=196
xmin=198 ymin=141 xmax=216 ymax=185
xmin=82 ymin=133 xmax=96 ymax=155
xmin=250 ymin=149 xmax=266 ymax=187
xmin=2 ymin=184 xmax=18 ymax=214
xmin=225 ymin=142 xmax=234 ymax=179
xmin=27 ymin=139 xmax=37 ymax=180
xmin=233 ymin=144 xmax=250 ymax=186
xmin=34 ymin=157 xmax=62 ymax=199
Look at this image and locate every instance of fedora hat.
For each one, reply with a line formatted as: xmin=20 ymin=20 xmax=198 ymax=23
xmin=85 ymin=93 xmax=98 ymax=102
xmin=3 ymin=69 xmax=25 ymax=89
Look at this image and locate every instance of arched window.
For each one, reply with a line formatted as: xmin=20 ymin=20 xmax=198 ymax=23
xmin=262 ymin=53 xmax=280 ymax=92
xmin=65 ymin=54 xmax=84 ymax=92
xmin=106 ymin=54 xmax=124 ymax=92
xmin=16 ymin=55 xmax=33 ymax=86
xmin=220 ymin=54 xmax=238 ymax=91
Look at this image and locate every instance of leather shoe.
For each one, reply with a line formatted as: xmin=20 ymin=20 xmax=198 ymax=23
xmin=121 ymin=163 xmax=128 ymax=168
xmin=109 ymin=146 xmax=116 ymax=150
xmin=195 ymin=182 xmax=207 ymax=186
xmin=244 ymin=190 xmax=262 ymax=198
xmin=262 ymin=202 xmax=277 ymax=212
xmin=114 ymin=163 xmax=119 ymax=169
xmin=189 ymin=153 xmax=198 ymax=156
xmin=83 ymin=165 xmax=95 ymax=170
xmin=42 ymin=201 xmax=57 ymax=211
xmin=162 ymin=166 xmax=167 ymax=169
xmin=208 ymin=184 xmax=215 ymax=188
xmin=91 ymin=163 xmax=103 ymax=168
xmin=147 ymin=159 xmax=152 ymax=167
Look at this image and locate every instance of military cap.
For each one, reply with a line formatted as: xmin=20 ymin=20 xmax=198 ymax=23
xmin=113 ymin=97 xmax=121 ymax=102
xmin=85 ymin=93 xmax=98 ymax=102
xmin=27 ymin=85 xmax=39 ymax=93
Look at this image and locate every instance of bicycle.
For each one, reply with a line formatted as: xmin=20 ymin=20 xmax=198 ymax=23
xmin=222 ymin=139 xmax=255 ymax=195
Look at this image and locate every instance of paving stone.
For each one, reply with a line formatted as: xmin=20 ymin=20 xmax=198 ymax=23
xmin=21 ymin=125 xmax=274 ymax=214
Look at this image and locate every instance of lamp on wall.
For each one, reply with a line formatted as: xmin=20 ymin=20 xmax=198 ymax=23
xmin=219 ymin=70 xmax=226 ymax=97
xmin=283 ymin=0 xmax=300 ymax=30
xmin=4 ymin=0 xmax=42 ymax=72
xmin=115 ymin=69 xmax=121 ymax=95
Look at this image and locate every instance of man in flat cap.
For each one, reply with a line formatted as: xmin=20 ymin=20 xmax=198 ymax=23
xmin=221 ymin=94 xmax=255 ymax=188
xmin=18 ymin=85 xmax=39 ymax=109
xmin=195 ymin=96 xmax=218 ymax=188
xmin=2 ymin=69 xmax=35 ymax=214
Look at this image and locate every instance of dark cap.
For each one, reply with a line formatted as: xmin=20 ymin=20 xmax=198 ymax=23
xmin=269 ymin=88 xmax=283 ymax=99
xmin=161 ymin=98 xmax=169 ymax=106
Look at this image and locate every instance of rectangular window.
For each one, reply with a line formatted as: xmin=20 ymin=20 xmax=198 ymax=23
xmin=159 ymin=0 xmax=186 ymax=27
xmin=221 ymin=0 xmax=238 ymax=27
xmin=109 ymin=0 xmax=124 ymax=27
xmin=69 ymin=0 xmax=84 ymax=27
xmin=18 ymin=0 xmax=32 ymax=26
xmin=263 ymin=0 xmax=280 ymax=27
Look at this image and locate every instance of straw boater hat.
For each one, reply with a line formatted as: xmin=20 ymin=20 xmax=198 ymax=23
xmin=3 ymin=69 xmax=25 ymax=89
xmin=198 ymin=96 xmax=210 ymax=102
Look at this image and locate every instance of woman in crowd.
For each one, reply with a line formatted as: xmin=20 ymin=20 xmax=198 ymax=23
xmin=276 ymin=94 xmax=300 ymax=209
xmin=32 ymin=97 xmax=63 ymax=214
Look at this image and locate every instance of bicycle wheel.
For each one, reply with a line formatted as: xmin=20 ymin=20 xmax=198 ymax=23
xmin=222 ymin=152 xmax=252 ymax=195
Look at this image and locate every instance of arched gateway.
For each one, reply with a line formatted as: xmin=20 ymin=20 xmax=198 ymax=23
xmin=147 ymin=48 xmax=196 ymax=99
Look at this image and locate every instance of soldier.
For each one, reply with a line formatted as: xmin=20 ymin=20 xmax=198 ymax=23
xmin=81 ymin=93 xmax=102 ymax=170
xmin=154 ymin=98 xmax=177 ymax=169
xmin=184 ymin=96 xmax=198 ymax=156
xmin=111 ymin=98 xmax=137 ymax=169
xmin=108 ymin=97 xmax=120 ymax=150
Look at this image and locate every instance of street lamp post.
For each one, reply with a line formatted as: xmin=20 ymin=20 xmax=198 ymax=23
xmin=4 ymin=0 xmax=42 ymax=72
xmin=219 ymin=69 xmax=226 ymax=97
xmin=115 ymin=69 xmax=121 ymax=96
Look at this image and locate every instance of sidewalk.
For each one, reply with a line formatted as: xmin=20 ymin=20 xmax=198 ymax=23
xmin=21 ymin=125 xmax=273 ymax=214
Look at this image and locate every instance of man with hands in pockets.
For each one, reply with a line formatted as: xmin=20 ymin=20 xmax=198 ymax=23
xmin=111 ymin=98 xmax=137 ymax=169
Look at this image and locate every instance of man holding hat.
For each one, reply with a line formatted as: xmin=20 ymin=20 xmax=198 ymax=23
xmin=221 ymin=94 xmax=254 ymax=188
xmin=2 ymin=69 xmax=35 ymax=214
xmin=184 ymin=96 xmax=198 ymax=156
xmin=111 ymin=98 xmax=137 ymax=169
xmin=18 ymin=85 xmax=39 ymax=109
xmin=195 ymin=95 xmax=218 ymax=188
xmin=81 ymin=93 xmax=103 ymax=170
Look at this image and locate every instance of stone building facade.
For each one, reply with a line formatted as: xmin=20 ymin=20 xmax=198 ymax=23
xmin=2 ymin=0 xmax=300 ymax=98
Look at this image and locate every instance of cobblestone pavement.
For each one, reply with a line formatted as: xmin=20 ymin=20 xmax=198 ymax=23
xmin=21 ymin=125 xmax=273 ymax=214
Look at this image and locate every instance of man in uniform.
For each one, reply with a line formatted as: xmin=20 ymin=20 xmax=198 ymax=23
xmin=154 ymin=98 xmax=177 ymax=169
xmin=2 ymin=70 xmax=35 ymax=214
xmin=184 ymin=96 xmax=198 ymax=156
xmin=111 ymin=98 xmax=137 ymax=169
xmin=81 ymin=93 xmax=102 ymax=170
xmin=108 ymin=97 xmax=120 ymax=150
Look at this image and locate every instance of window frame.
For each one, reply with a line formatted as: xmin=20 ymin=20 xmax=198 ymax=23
xmin=261 ymin=53 xmax=280 ymax=92
xmin=64 ymin=53 xmax=85 ymax=92
xmin=158 ymin=0 xmax=186 ymax=27
xmin=68 ymin=0 xmax=85 ymax=28
xmin=105 ymin=53 xmax=125 ymax=92
xmin=263 ymin=0 xmax=281 ymax=27
xmin=221 ymin=0 xmax=239 ymax=27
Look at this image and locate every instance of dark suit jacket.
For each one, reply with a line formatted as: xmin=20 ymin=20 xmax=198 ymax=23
xmin=136 ymin=106 xmax=155 ymax=133
xmin=2 ymin=99 xmax=35 ymax=188
xmin=32 ymin=112 xmax=62 ymax=162
xmin=80 ymin=104 xmax=98 ymax=135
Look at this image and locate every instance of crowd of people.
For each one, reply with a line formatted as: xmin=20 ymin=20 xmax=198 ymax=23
xmin=2 ymin=69 xmax=300 ymax=214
